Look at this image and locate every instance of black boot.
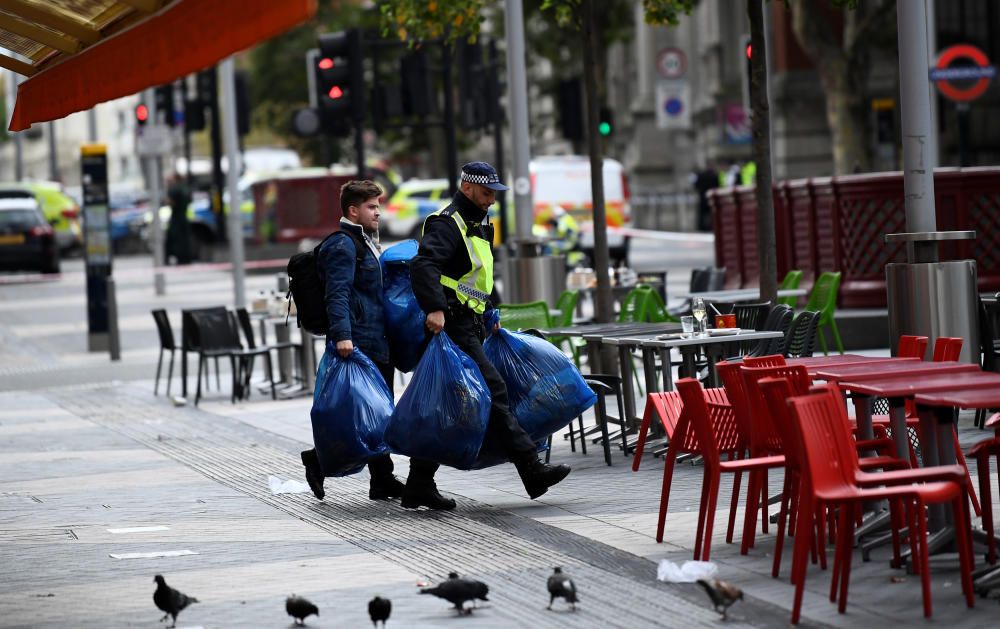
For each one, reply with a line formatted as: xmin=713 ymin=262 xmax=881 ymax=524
xmin=401 ymin=480 xmax=456 ymax=510
xmin=517 ymin=459 xmax=571 ymax=500
xmin=369 ymin=474 xmax=406 ymax=500
xmin=300 ymin=449 xmax=325 ymax=500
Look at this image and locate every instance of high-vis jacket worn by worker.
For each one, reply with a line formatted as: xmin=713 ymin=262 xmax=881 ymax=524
xmin=422 ymin=208 xmax=494 ymax=314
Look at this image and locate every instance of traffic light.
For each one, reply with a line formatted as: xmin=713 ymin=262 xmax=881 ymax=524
xmin=315 ymin=28 xmax=364 ymax=137
xmin=400 ymin=49 xmax=435 ymax=117
xmin=557 ymin=78 xmax=584 ymax=141
xmin=598 ymin=106 xmax=613 ymax=137
xmin=154 ymin=83 xmax=175 ymax=126
xmin=742 ymin=35 xmax=753 ymax=110
xmin=135 ymin=103 xmax=149 ymax=127
xmin=185 ymin=98 xmax=205 ymax=131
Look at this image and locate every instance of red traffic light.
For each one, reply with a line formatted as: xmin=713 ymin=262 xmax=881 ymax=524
xmin=328 ymin=85 xmax=344 ymax=99
xmin=745 ymin=42 xmax=752 ymax=60
xmin=318 ymin=57 xmax=334 ymax=70
xmin=135 ymin=103 xmax=149 ymax=122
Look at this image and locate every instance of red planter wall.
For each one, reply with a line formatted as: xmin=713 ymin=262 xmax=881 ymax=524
xmin=709 ymin=168 xmax=1000 ymax=307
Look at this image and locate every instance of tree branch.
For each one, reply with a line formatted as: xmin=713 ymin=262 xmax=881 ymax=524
xmin=846 ymin=0 xmax=895 ymax=56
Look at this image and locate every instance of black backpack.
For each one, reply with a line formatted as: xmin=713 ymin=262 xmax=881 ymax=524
xmin=287 ymin=229 xmax=367 ymax=336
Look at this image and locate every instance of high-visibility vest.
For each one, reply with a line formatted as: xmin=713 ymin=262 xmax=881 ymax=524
xmin=423 ymin=208 xmax=494 ymax=314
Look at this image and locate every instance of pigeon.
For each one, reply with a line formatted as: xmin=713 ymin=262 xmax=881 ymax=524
xmin=152 ymin=574 xmax=198 ymax=628
xmin=285 ymin=595 xmax=319 ymax=626
xmin=546 ymin=566 xmax=578 ymax=611
xmin=420 ymin=572 xmax=490 ymax=615
xmin=368 ymin=595 xmax=391 ymax=627
xmin=696 ymin=578 xmax=743 ymax=620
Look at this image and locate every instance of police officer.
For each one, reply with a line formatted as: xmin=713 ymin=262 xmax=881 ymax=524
xmin=411 ymin=162 xmax=572 ymax=500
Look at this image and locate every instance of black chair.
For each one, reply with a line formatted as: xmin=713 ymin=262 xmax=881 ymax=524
xmin=186 ymin=308 xmax=244 ymax=405
xmin=976 ymin=297 xmax=1000 ymax=428
xmin=235 ymin=307 xmax=299 ymax=397
xmin=732 ymin=301 xmax=771 ymax=355
xmin=745 ymin=304 xmax=794 ymax=357
xmin=151 ymin=309 xmax=178 ymax=396
xmin=582 ymin=374 xmax=629 ymax=465
xmin=783 ymin=310 xmax=820 ymax=358
xmin=668 ymin=266 xmax=727 ymax=318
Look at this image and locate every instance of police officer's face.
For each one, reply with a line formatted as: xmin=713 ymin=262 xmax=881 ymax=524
xmin=349 ymin=196 xmax=381 ymax=234
xmin=463 ymin=182 xmax=496 ymax=212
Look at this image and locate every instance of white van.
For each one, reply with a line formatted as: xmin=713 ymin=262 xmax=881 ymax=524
xmin=529 ymin=156 xmax=631 ymax=264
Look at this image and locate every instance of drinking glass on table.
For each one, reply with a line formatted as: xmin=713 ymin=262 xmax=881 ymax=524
xmin=680 ymin=315 xmax=695 ymax=338
xmin=692 ymin=298 xmax=708 ymax=337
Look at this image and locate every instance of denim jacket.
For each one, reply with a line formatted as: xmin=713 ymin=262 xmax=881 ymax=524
xmin=317 ymin=219 xmax=389 ymax=364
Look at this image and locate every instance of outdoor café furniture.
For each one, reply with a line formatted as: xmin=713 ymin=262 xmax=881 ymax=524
xmin=914 ymin=388 xmax=1000 ymax=590
xmin=674 ymin=287 xmax=807 ymax=303
xmin=151 ymin=309 xmax=179 ymax=396
xmin=658 ymin=378 xmax=785 ymax=560
xmin=786 ymin=389 xmax=975 ymax=624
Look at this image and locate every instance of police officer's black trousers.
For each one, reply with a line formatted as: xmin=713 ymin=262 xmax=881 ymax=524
xmin=444 ymin=312 xmax=539 ymax=464
xmin=367 ymin=360 xmax=440 ymax=484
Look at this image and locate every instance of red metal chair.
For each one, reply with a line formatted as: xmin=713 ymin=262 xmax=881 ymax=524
xmin=743 ymin=353 xmax=787 ymax=367
xmin=657 ymin=378 xmax=784 ymax=560
xmin=632 ymin=387 xmax=728 ymax=472
xmin=931 ymin=336 xmax=963 ymax=362
xmin=787 ymin=389 xmax=975 ymax=624
xmin=898 ymin=334 xmax=930 ymax=359
xmin=966 ymin=413 xmax=1000 ymax=564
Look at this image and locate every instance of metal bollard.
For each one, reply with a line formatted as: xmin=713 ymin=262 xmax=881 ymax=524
xmin=106 ymin=277 xmax=121 ymax=361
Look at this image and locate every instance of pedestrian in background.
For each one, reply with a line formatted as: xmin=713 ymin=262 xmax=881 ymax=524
xmin=690 ymin=162 xmax=719 ymax=232
xmin=410 ymin=161 xmax=572 ymax=500
xmin=165 ymin=177 xmax=192 ymax=264
xmin=300 ymin=180 xmax=455 ymax=510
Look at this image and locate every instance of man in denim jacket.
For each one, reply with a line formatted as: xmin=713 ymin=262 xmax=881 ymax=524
xmin=300 ymin=180 xmax=454 ymax=509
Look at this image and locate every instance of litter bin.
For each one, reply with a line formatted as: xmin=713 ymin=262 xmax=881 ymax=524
xmin=502 ymin=238 xmax=566 ymax=305
xmin=885 ymin=231 xmax=979 ymax=363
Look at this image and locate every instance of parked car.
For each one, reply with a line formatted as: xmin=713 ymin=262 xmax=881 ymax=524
xmin=382 ymin=178 xmax=502 ymax=245
xmin=0 ymin=182 xmax=82 ymax=252
xmin=0 ymin=198 xmax=60 ymax=273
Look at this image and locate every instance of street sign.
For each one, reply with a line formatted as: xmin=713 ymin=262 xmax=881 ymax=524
xmin=136 ymin=123 xmax=173 ymax=156
xmin=930 ymin=44 xmax=996 ymax=102
xmin=656 ymin=80 xmax=690 ymax=129
xmin=655 ymin=48 xmax=687 ymax=80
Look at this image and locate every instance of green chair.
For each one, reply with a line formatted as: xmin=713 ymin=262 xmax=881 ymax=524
xmin=637 ymin=286 xmax=680 ymax=323
xmin=549 ymin=289 xmax=582 ymax=366
xmin=778 ymin=269 xmax=803 ymax=307
xmin=803 ymin=271 xmax=844 ymax=355
xmin=498 ymin=300 xmax=552 ymax=331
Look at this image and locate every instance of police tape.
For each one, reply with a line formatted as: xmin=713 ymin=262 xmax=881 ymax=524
xmin=578 ymin=224 xmax=715 ymax=243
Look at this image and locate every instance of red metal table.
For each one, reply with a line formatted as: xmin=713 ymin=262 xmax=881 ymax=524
xmin=915 ymin=388 xmax=1000 ymax=586
xmin=786 ymin=354 xmax=904 ymax=369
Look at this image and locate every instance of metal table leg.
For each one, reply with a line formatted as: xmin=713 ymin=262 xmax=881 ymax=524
xmin=658 ymin=347 xmax=674 ymax=392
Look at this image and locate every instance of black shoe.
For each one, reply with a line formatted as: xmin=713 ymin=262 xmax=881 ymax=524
xmin=518 ymin=460 xmax=571 ymax=500
xmin=300 ymin=450 xmax=325 ymax=500
xmin=369 ymin=474 xmax=406 ymax=500
xmin=401 ymin=482 xmax=456 ymax=510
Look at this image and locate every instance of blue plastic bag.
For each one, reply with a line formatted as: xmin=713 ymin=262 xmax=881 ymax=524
xmin=380 ymin=239 xmax=428 ymax=373
xmin=483 ymin=328 xmax=597 ymax=443
xmin=384 ymin=332 xmax=491 ymax=470
xmin=310 ymin=344 xmax=393 ymax=477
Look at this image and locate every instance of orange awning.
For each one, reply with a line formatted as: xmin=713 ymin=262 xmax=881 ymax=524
xmin=7 ymin=0 xmax=316 ymax=131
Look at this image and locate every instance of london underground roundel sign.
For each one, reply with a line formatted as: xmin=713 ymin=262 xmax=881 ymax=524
xmin=929 ymin=44 xmax=996 ymax=103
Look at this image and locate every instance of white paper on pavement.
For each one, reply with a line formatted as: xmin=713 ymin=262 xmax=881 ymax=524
xmin=656 ymin=559 xmax=718 ymax=583
xmin=268 ymin=475 xmax=312 ymax=494
xmin=109 ymin=550 xmax=199 ymax=559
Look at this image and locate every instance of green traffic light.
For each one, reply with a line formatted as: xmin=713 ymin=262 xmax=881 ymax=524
xmin=598 ymin=121 xmax=612 ymax=136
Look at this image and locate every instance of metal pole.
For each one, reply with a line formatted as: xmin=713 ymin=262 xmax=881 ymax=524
xmin=925 ymin=0 xmax=938 ymax=170
xmin=47 ymin=121 xmax=59 ymax=180
xmin=503 ymin=0 xmax=533 ymax=242
xmin=7 ymin=71 xmax=24 ymax=181
xmin=896 ymin=0 xmax=937 ymax=260
xmin=220 ymin=57 xmax=246 ymax=309
xmin=107 ymin=277 xmax=121 ymax=361
xmin=87 ymin=109 xmax=98 ymax=142
xmin=145 ymin=88 xmax=166 ymax=296
xmin=489 ymin=40 xmax=508 ymax=247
